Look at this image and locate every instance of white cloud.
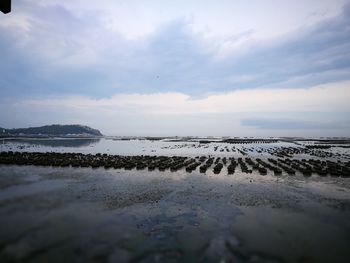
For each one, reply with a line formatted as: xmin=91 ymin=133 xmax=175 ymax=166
xmin=27 ymin=0 xmax=348 ymax=39
xmin=19 ymin=81 xmax=350 ymax=115
xmin=1 ymin=81 xmax=349 ymax=136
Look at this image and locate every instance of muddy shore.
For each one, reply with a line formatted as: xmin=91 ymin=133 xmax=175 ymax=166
xmin=0 ymin=164 xmax=350 ymax=263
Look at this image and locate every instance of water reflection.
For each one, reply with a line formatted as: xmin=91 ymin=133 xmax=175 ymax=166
xmin=1 ymin=138 xmax=100 ymax=148
xmin=0 ymin=166 xmax=349 ymax=262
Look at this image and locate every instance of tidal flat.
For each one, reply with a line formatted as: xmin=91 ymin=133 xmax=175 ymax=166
xmin=0 ymin=138 xmax=350 ymax=262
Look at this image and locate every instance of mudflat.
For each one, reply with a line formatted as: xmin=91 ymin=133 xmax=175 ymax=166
xmin=0 ymin=165 xmax=349 ymax=263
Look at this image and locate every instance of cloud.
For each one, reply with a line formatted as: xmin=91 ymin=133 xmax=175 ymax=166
xmin=1 ymin=81 xmax=349 ymax=136
xmin=241 ymin=118 xmax=350 ymax=130
xmin=17 ymin=81 xmax=350 ymax=114
xmin=0 ymin=1 xmax=350 ymax=98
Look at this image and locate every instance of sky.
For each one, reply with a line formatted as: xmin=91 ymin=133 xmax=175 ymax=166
xmin=0 ymin=0 xmax=350 ymax=137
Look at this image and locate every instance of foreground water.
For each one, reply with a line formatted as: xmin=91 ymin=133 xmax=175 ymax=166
xmin=1 ymin=165 xmax=350 ymax=263
xmin=0 ymin=138 xmax=350 ymax=262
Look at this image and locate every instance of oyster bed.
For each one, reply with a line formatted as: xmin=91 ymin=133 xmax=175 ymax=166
xmin=0 ymin=151 xmax=350 ymax=177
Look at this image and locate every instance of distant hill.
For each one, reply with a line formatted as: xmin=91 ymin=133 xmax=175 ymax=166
xmin=1 ymin=125 xmax=103 ymax=137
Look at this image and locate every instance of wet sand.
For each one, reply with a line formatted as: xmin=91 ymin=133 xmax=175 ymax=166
xmin=0 ymin=165 xmax=349 ymax=263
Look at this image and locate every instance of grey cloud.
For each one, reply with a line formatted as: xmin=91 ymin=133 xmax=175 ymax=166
xmin=0 ymin=2 xmax=350 ymax=99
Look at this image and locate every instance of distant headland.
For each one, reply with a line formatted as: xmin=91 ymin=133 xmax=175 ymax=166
xmin=0 ymin=124 xmax=103 ymax=137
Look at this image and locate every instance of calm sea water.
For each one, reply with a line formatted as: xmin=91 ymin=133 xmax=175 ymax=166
xmin=0 ymin=138 xmax=290 ymax=156
xmin=1 ymin=138 xmax=349 ymax=161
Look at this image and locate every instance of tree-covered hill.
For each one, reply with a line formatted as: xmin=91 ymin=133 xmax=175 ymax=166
xmin=1 ymin=125 xmax=102 ymax=136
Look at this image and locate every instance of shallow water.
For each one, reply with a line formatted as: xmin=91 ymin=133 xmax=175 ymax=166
xmin=0 ymin=138 xmax=301 ymax=157
xmin=2 ymin=137 xmax=350 ymax=163
xmin=0 ymin=165 xmax=350 ymax=262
